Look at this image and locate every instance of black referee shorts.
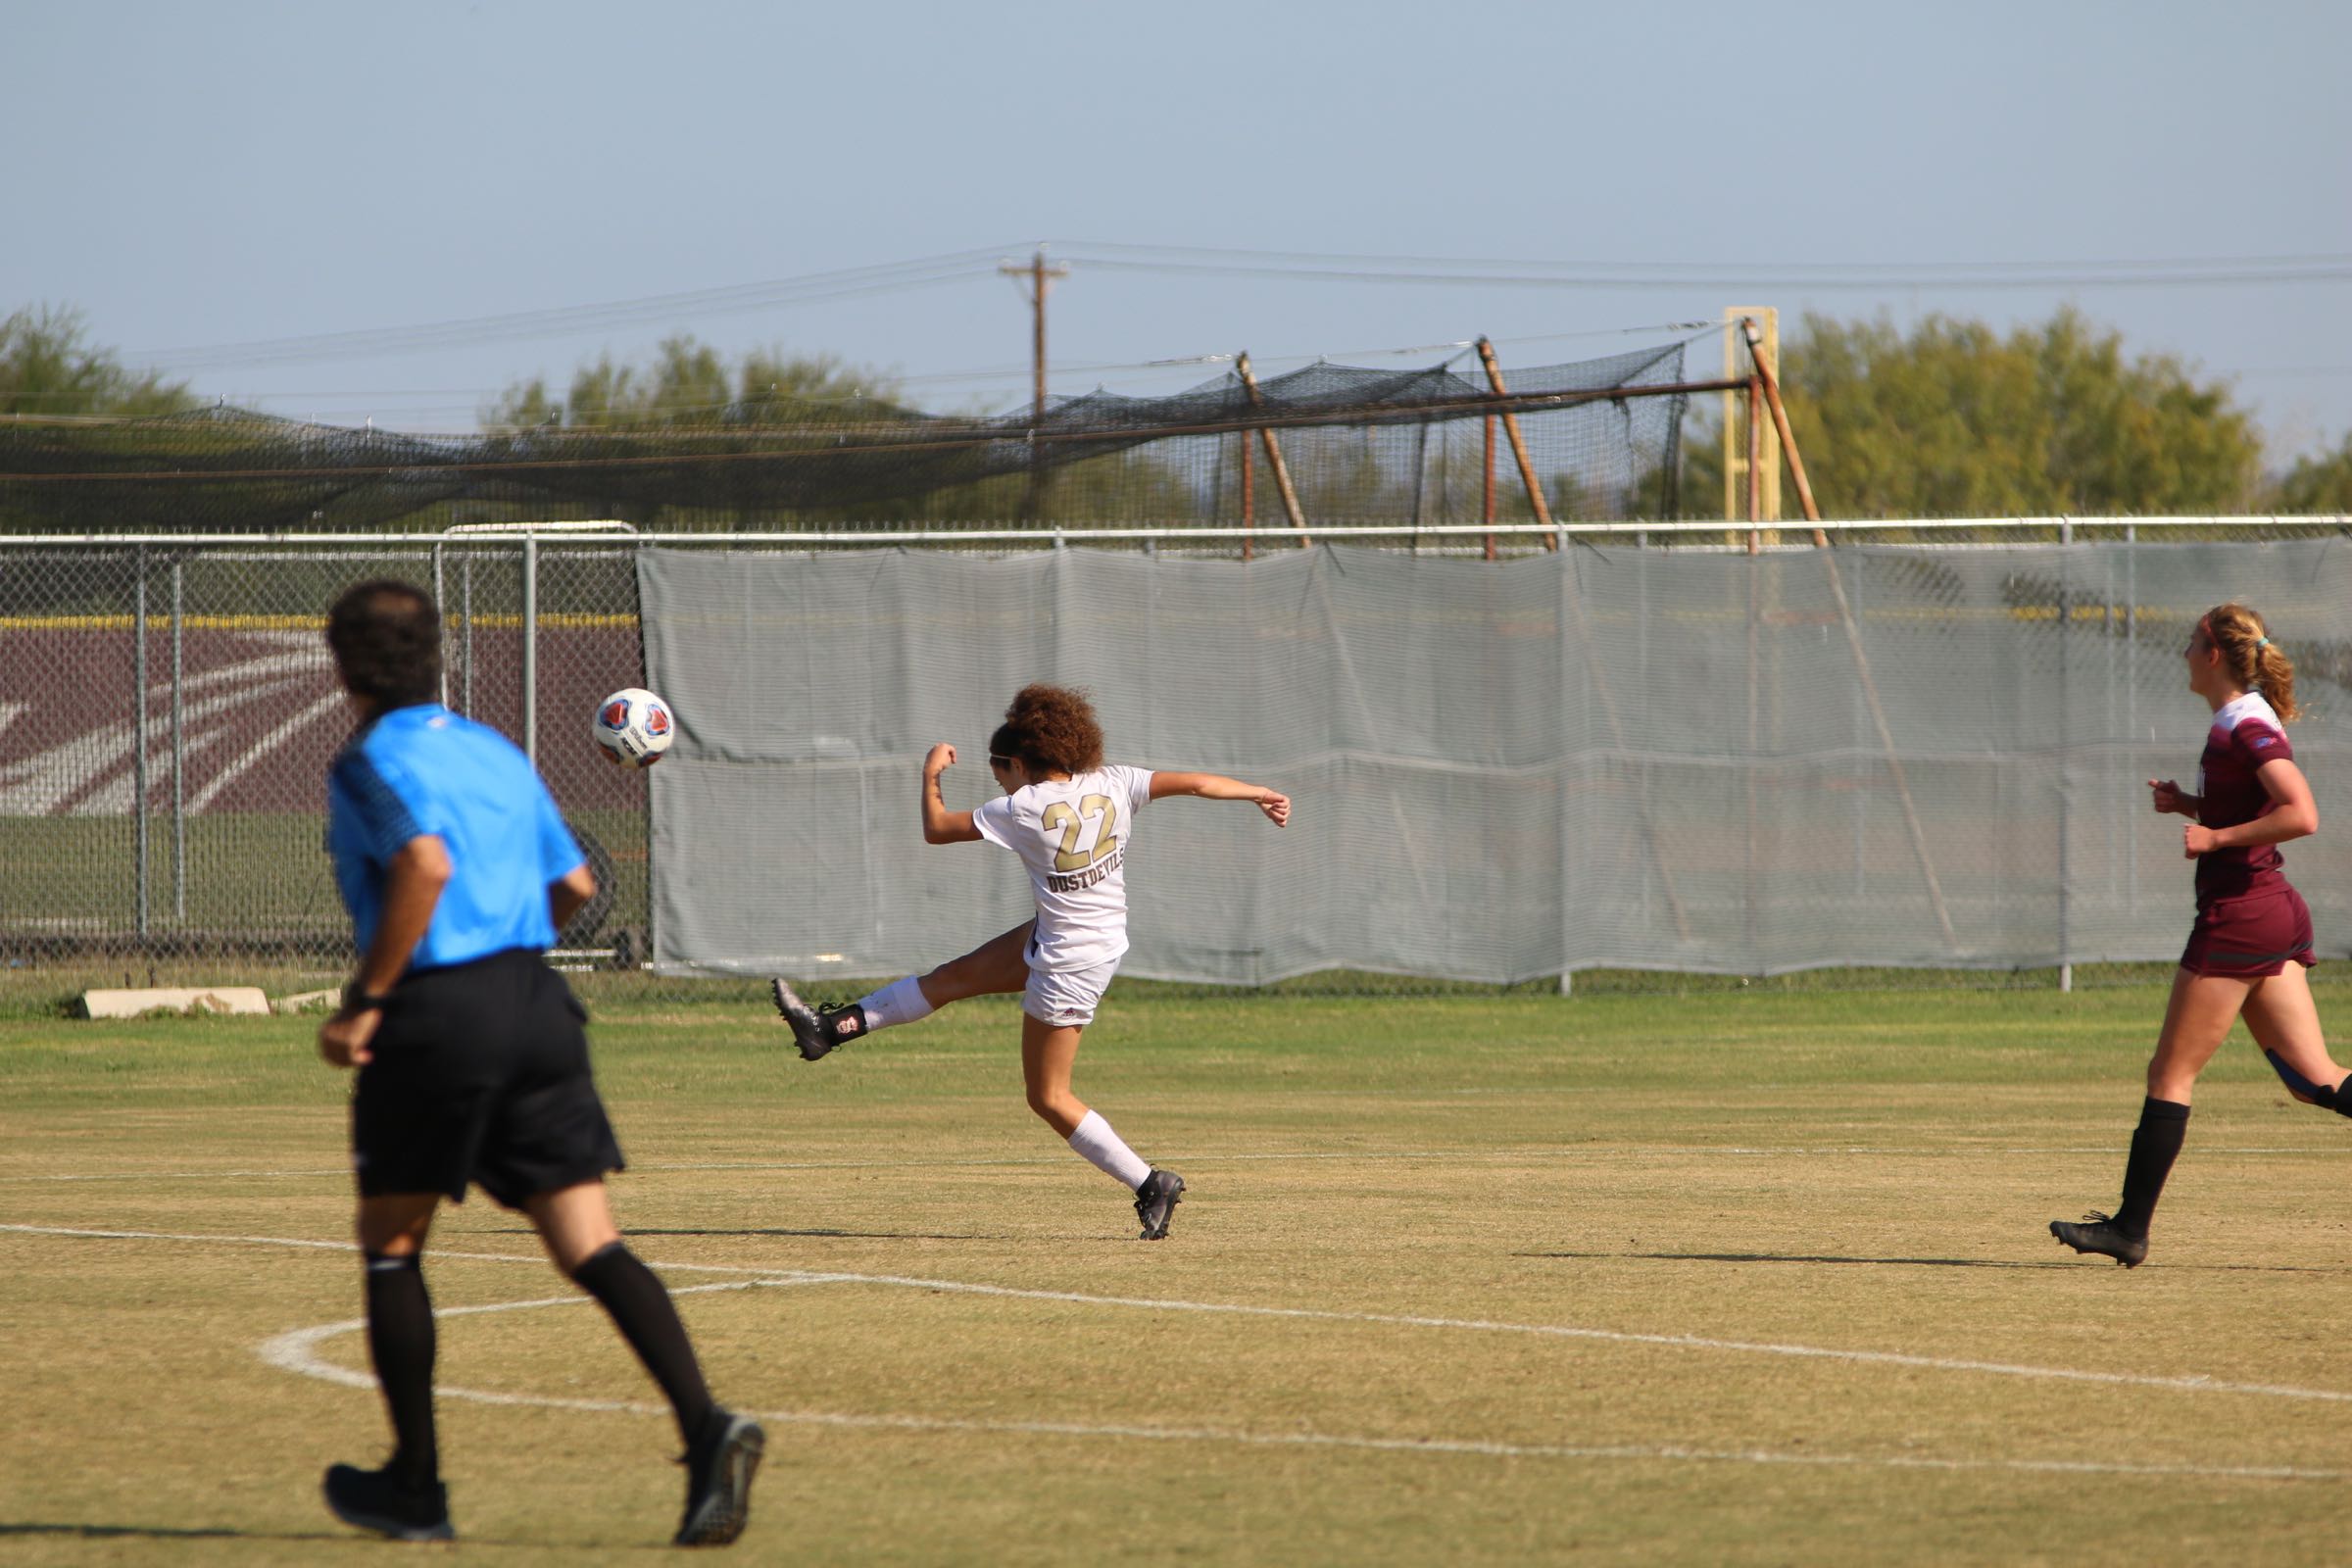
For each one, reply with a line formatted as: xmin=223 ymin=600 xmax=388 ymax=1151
xmin=350 ymin=948 xmax=625 ymax=1210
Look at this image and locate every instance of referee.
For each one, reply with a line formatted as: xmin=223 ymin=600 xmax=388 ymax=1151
xmin=316 ymin=580 xmax=760 ymax=1546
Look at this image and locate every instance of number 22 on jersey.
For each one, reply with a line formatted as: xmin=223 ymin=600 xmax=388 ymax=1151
xmin=1041 ymin=794 xmax=1119 ymax=873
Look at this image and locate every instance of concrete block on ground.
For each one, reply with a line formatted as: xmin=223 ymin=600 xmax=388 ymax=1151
xmin=75 ymin=986 xmax=273 ymax=1019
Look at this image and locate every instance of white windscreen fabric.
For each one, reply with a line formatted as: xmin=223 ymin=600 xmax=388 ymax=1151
xmin=640 ymin=543 xmax=2351 ymax=983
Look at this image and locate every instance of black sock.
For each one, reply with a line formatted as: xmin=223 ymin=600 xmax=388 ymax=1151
xmin=363 ymin=1252 xmax=438 ymax=1489
xmin=2113 ymin=1098 xmax=2191 ymax=1239
xmin=571 ymin=1242 xmax=718 ymax=1446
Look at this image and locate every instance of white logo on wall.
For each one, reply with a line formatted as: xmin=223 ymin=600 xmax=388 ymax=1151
xmin=0 ymin=635 xmax=344 ymax=816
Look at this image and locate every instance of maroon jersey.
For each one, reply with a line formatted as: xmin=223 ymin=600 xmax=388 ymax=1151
xmin=2194 ymin=691 xmax=2295 ymax=903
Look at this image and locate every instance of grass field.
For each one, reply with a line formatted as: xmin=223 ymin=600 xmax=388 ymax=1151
xmin=7 ymin=982 xmax=2352 ymax=1564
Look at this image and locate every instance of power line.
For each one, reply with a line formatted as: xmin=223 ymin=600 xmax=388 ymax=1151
xmin=1054 ymin=238 xmax=2352 ymax=276
xmin=127 ymin=247 xmax=1023 ymax=372
xmin=1058 ymin=254 xmax=2352 ymax=292
xmin=116 ymin=240 xmax=2352 ymax=380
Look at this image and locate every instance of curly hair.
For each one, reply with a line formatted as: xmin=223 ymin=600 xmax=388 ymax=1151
xmin=326 ymin=579 xmax=442 ymax=709
xmin=2197 ymin=602 xmax=2299 ymax=723
xmin=988 ymin=683 xmax=1103 ymax=776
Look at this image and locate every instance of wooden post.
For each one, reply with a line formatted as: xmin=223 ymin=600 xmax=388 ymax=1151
xmin=1235 ymin=353 xmax=1309 ymax=546
xmin=1741 ymin=318 xmax=1825 ymax=545
xmin=1475 ymin=338 xmax=1557 ymax=551
xmin=1742 ymin=317 xmax=1957 ymax=949
xmin=1723 ymin=306 xmax=1782 ymax=525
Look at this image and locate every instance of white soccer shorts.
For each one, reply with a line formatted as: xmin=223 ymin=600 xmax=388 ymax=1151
xmin=1022 ymin=959 xmax=1119 ymax=1027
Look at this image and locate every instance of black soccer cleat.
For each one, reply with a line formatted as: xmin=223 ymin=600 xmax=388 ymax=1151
xmin=674 ymin=1410 xmax=764 ymax=1547
xmin=768 ymin=979 xmax=863 ymax=1061
xmin=322 ymin=1462 xmax=455 ymax=1542
xmin=2049 ymin=1211 xmax=2149 ymax=1268
xmin=1134 ymin=1168 xmax=1186 ymax=1241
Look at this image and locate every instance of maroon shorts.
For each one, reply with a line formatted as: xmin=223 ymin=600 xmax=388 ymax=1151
xmin=2180 ymin=884 xmax=2317 ymax=978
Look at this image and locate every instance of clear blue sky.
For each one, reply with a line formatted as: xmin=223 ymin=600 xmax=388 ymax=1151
xmin=7 ymin=0 xmax=2346 ymax=462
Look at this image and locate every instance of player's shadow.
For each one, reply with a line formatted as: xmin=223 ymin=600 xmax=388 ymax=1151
xmin=1521 ymin=1250 xmax=2075 ymax=1271
xmin=624 ymin=1225 xmax=996 ymax=1243
xmin=1520 ymin=1250 xmax=2350 ymax=1275
xmin=0 ymin=1523 xmax=346 ymax=1544
xmin=476 ymin=1224 xmax=997 ymax=1244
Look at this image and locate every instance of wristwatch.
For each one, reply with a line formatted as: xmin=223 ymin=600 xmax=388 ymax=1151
xmin=341 ymin=982 xmax=394 ymax=1014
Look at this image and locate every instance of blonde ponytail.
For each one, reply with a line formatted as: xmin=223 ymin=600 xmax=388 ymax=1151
xmin=2200 ymin=603 xmax=2299 ymax=722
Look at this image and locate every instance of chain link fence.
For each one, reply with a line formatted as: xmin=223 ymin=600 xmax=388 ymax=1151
xmin=2 ymin=519 xmax=2348 ymax=1012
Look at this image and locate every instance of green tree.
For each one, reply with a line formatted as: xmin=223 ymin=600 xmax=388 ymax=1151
xmin=1685 ymin=309 xmax=2263 ymax=519
xmin=2267 ymin=432 xmax=2352 ymax=514
xmin=483 ymin=335 xmax=881 ymax=429
xmin=1 ymin=305 xmax=197 ymax=418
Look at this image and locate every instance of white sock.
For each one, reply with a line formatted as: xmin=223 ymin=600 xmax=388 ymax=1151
xmin=855 ymin=976 xmax=934 ymax=1033
xmin=1067 ymin=1109 xmax=1152 ymax=1191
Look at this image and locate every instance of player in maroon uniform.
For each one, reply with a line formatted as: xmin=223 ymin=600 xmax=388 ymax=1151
xmin=2052 ymin=603 xmax=2336 ymax=1266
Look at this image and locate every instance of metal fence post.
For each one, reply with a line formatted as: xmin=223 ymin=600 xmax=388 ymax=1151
xmin=2125 ymin=523 xmax=2137 ymax=917
xmin=172 ymin=559 xmax=186 ymax=925
xmin=1853 ymin=552 xmax=1867 ymax=898
xmin=522 ymin=534 xmax=539 ymax=770
xmin=2058 ymin=517 xmax=2073 ymax=993
xmin=1559 ymin=547 xmax=1574 ymax=997
xmin=432 ymin=542 xmax=446 ymax=709
xmin=462 ymin=553 xmax=475 ymax=716
xmin=133 ymin=547 xmax=150 ymax=944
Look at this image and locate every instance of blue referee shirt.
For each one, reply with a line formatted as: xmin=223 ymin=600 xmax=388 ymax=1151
xmin=326 ymin=703 xmax=585 ymax=971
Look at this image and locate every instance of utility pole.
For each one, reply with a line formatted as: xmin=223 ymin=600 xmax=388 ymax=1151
xmin=1001 ymin=247 xmax=1068 ymax=519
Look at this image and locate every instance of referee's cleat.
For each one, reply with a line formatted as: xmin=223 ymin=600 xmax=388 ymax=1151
xmin=2049 ymin=1211 xmax=2148 ymax=1268
xmin=322 ymin=1462 xmax=454 ymax=1542
xmin=674 ymin=1410 xmax=764 ymax=1547
xmin=1134 ymin=1168 xmax=1186 ymax=1241
xmin=768 ymin=979 xmax=863 ymax=1061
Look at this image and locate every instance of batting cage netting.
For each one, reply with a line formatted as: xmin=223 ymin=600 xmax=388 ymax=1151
xmin=0 ymin=343 xmax=1692 ymax=535
xmin=2 ymin=528 xmax=2346 ymax=999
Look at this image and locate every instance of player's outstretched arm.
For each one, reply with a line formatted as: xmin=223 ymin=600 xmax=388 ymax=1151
xmin=921 ymin=742 xmax=984 ymax=845
xmin=1150 ymin=770 xmax=1291 ymax=827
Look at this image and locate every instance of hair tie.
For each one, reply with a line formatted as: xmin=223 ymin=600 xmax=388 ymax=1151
xmin=2257 ymin=636 xmax=2271 ymax=649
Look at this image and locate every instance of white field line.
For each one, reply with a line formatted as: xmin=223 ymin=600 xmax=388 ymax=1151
xmin=182 ymin=687 xmax=352 ymax=813
xmin=3 ymin=1143 xmax=2340 ymax=1186
xmin=252 ymin=1276 xmax=2347 ymax=1484
xmin=15 ymin=1221 xmax=2352 ymax=1410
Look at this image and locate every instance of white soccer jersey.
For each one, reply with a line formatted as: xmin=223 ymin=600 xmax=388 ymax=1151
xmin=972 ymin=764 xmax=1156 ymax=973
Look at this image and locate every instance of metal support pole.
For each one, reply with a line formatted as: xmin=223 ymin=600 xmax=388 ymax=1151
xmin=1239 ymin=430 xmax=1255 ymax=562
xmin=2059 ymin=516 xmax=2073 ymax=993
xmin=2126 ymin=523 xmax=2137 ymax=916
xmin=1744 ymin=549 xmax=1760 ymax=973
xmin=1852 ymin=555 xmax=1867 ymax=899
xmin=462 ymin=554 xmax=475 ymax=715
xmin=1483 ymin=413 xmax=1497 ymax=562
xmin=1746 ymin=376 xmax=1763 ymax=555
xmin=172 ymin=561 xmax=186 ymax=924
xmin=522 ymin=535 xmax=539 ymax=770
xmin=133 ymin=549 xmax=149 ymax=942
xmin=432 ymin=543 xmax=447 ymax=708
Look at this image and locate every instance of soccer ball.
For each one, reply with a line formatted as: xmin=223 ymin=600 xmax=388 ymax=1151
xmin=594 ymin=687 xmax=674 ymax=768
